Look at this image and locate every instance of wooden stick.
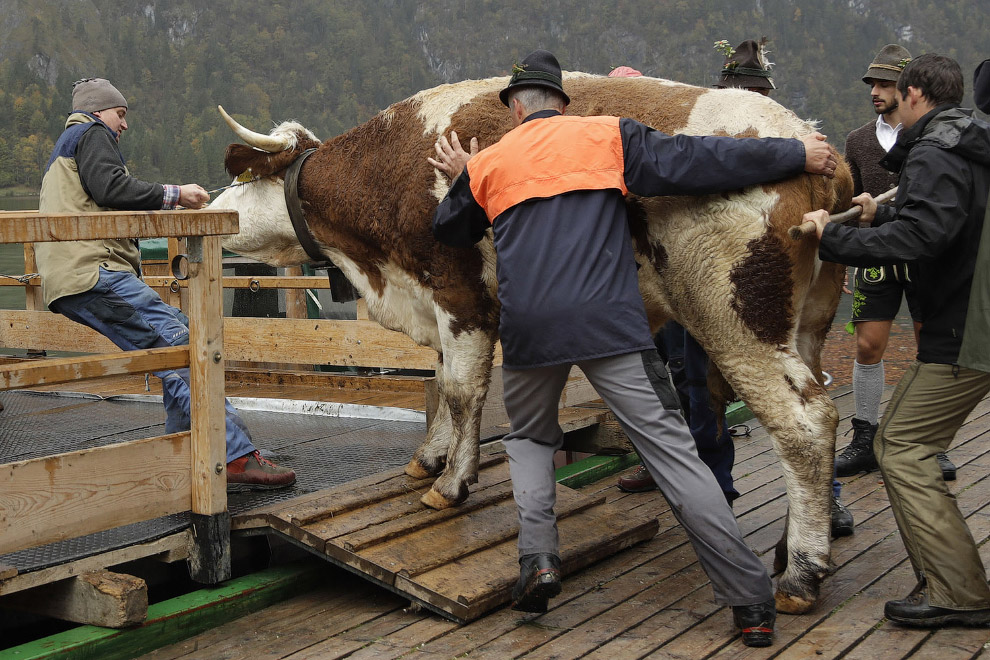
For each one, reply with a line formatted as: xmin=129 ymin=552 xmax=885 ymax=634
xmin=789 ymin=187 xmax=898 ymax=240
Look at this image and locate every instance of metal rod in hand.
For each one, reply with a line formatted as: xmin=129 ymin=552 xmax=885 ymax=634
xmin=788 ymin=187 xmax=898 ymax=240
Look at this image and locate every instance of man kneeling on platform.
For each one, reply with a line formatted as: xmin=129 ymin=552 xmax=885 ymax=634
xmin=34 ymin=77 xmax=296 ymax=492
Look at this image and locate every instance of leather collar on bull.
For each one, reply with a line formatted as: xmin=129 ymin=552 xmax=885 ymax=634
xmin=283 ymin=147 xmax=359 ymax=303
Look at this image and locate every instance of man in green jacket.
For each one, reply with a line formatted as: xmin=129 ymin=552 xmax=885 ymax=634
xmin=36 ymin=78 xmax=296 ymax=491
xmin=805 ymin=53 xmax=990 ymax=626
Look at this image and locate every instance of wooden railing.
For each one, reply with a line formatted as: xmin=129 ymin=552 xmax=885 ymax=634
xmin=0 ymin=210 xmax=235 ymax=584
xmin=1 ymin=231 xmax=445 ymax=371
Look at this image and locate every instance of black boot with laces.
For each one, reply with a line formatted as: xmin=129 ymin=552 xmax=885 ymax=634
xmin=835 ymin=418 xmax=879 ymax=477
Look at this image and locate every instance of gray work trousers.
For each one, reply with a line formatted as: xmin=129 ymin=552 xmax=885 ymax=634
xmin=502 ymin=350 xmax=772 ymax=606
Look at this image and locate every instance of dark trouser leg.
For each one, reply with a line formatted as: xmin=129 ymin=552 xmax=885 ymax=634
xmin=683 ymin=331 xmax=738 ymax=502
xmin=51 ymin=269 xmax=256 ymax=462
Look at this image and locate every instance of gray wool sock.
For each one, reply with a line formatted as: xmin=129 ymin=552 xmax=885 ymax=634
xmin=853 ymin=360 xmax=884 ymax=425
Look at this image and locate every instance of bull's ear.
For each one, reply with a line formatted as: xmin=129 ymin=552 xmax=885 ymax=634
xmin=224 ymin=144 xmax=256 ymax=177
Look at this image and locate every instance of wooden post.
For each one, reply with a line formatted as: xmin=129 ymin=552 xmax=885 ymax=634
xmin=21 ymin=244 xmax=45 ymax=357
xmin=284 ymin=266 xmax=309 ymax=319
xmin=184 ymin=234 xmax=231 ymax=584
xmin=166 ymin=237 xmax=186 ymax=310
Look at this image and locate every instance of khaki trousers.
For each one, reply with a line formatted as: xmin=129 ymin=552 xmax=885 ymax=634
xmin=876 ymin=361 xmax=990 ymax=609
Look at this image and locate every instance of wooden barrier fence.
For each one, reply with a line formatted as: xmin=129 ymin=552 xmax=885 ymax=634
xmin=0 ymin=209 xmax=234 ymax=585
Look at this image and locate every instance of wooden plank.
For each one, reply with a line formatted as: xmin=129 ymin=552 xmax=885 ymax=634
xmin=0 ymin=346 xmax=188 ymax=390
xmin=0 ymin=310 xmax=441 ymax=369
xmin=353 ymin=486 xmax=603 ymax=580
xmin=143 ymin=275 xmax=331 ymax=290
xmin=0 ymin=310 xmax=120 ymax=353
xmin=0 ymin=532 xmax=188 ymax=597
xmin=0 ymin=432 xmax=191 ymax=556
xmin=301 ymin=465 xmax=514 ymax=547
xmin=334 ymin=480 xmax=515 ymax=552
xmin=2 ymin=570 xmax=148 ymax=628
xmin=222 ymin=317 xmax=440 ymax=369
xmin=225 ymin=368 xmax=429 ymax=393
xmin=0 ymin=209 xmax=238 ymax=243
xmin=396 ymin=498 xmax=659 ymax=621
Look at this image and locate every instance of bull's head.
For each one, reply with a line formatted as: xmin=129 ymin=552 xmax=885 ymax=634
xmin=211 ymin=107 xmax=322 ymax=265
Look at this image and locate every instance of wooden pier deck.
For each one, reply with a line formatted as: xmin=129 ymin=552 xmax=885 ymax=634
xmin=131 ymin=385 xmax=990 ymax=660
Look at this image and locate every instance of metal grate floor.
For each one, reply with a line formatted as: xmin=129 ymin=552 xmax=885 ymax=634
xmin=0 ymin=390 xmax=426 ymax=574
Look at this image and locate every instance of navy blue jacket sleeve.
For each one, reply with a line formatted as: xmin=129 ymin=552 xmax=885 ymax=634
xmin=819 ymin=144 xmax=970 ymax=266
xmin=620 ymin=117 xmax=807 ymax=196
xmin=431 ymin=169 xmax=491 ymax=247
xmin=76 ymin=125 xmax=164 ymax=210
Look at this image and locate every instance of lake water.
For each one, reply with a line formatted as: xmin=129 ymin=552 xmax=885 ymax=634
xmin=0 ymin=196 xmax=36 ymax=311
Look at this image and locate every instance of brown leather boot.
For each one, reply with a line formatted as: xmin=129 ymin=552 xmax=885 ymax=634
xmin=617 ymin=464 xmax=657 ymax=493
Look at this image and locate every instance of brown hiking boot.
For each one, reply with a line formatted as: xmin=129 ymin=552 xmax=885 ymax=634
xmin=227 ymin=451 xmax=296 ymax=492
xmin=617 ymin=464 xmax=658 ymax=493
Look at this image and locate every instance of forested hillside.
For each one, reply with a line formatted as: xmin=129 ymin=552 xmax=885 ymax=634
xmin=0 ymin=0 xmax=985 ymax=191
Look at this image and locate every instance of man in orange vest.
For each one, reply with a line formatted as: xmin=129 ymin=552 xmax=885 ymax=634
xmin=429 ymin=49 xmax=836 ymax=646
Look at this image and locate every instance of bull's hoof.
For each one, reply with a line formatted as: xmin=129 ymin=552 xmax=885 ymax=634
xmin=405 ymin=459 xmax=433 ymax=479
xmin=421 ymin=487 xmax=462 ymax=510
xmin=774 ymin=590 xmax=816 ymax=615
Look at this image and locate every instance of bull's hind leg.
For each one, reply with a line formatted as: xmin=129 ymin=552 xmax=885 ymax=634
xmin=406 ymin=360 xmax=454 ymax=479
xmin=709 ymin=343 xmax=837 ymax=614
xmin=420 ymin=316 xmax=496 ymax=510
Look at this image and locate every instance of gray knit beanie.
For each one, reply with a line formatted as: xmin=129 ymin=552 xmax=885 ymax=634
xmin=71 ymin=78 xmax=128 ymax=113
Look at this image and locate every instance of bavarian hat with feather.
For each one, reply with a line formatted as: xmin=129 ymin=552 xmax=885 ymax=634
xmin=499 ymin=49 xmax=571 ymax=106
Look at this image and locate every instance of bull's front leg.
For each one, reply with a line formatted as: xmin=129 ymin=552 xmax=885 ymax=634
xmin=406 ymin=356 xmax=454 ymax=479
xmin=419 ymin=319 xmax=496 ymax=510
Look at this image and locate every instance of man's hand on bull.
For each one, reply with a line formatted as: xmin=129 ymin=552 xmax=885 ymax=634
xmin=428 ymin=130 xmax=479 ymax=181
xmin=799 ymin=132 xmax=838 ymax=178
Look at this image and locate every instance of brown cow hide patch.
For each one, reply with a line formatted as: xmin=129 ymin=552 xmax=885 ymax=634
xmin=224 ymin=139 xmax=320 ymax=179
xmin=730 ymin=231 xmax=794 ymax=345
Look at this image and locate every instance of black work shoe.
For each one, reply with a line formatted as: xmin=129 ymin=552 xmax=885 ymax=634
xmin=511 ymin=553 xmax=562 ymax=613
xmin=885 ymin=584 xmax=990 ymax=627
xmin=937 ymin=452 xmax=957 ymax=481
xmin=835 ymin=418 xmax=879 ymax=477
xmin=830 ymin=496 xmax=855 ymax=538
xmin=732 ymin=598 xmax=776 ymax=647
xmin=617 ymin=465 xmax=658 ymax=493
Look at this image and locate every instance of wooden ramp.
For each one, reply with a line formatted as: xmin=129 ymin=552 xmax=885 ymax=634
xmin=231 ymin=454 xmax=658 ymax=623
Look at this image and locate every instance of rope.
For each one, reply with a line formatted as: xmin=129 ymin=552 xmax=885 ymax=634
xmin=206 ymin=177 xmax=260 ymax=197
xmin=0 ymin=273 xmax=39 ymax=283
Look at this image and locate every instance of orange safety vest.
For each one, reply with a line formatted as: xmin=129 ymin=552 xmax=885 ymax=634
xmin=466 ymin=114 xmax=629 ymax=221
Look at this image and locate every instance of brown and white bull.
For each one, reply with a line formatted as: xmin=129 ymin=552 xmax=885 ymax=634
xmin=211 ymin=72 xmax=852 ymax=614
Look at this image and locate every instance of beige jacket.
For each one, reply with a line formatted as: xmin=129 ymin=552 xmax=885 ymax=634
xmin=35 ymin=113 xmax=144 ymax=307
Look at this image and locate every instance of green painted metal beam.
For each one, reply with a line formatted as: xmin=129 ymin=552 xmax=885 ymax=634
xmin=0 ymin=561 xmax=323 ymax=660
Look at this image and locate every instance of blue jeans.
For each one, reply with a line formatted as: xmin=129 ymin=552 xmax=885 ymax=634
xmin=50 ymin=268 xmax=256 ymax=462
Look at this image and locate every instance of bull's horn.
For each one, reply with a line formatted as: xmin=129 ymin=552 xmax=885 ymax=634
xmin=218 ymin=105 xmax=291 ymax=153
